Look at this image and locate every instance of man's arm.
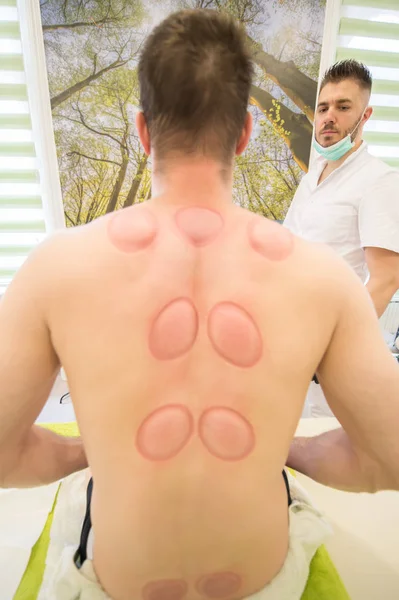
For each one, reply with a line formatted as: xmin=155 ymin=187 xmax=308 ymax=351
xmin=0 ymin=237 xmax=87 ymax=488
xmin=359 ymin=170 xmax=399 ymax=317
xmin=288 ymin=256 xmax=399 ymax=493
xmin=365 ymin=247 xmax=399 ymax=317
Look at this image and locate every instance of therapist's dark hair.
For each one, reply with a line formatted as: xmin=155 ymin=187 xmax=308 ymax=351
xmin=320 ymin=60 xmax=372 ymax=94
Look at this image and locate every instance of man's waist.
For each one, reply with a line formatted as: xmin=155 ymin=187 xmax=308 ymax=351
xmin=90 ymin=500 xmax=289 ymax=600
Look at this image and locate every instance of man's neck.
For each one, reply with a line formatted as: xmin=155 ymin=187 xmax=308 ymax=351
xmin=151 ymin=157 xmax=233 ymax=208
xmin=318 ymin=138 xmax=363 ymax=185
xmin=326 ymin=138 xmax=363 ymax=171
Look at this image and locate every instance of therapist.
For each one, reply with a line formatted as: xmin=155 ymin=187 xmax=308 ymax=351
xmin=284 ymin=59 xmax=399 ymax=417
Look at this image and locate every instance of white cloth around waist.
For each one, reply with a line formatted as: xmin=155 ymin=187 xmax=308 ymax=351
xmin=39 ymin=470 xmax=332 ymax=600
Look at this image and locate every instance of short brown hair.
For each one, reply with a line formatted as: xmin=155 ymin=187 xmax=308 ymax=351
xmin=320 ymin=59 xmax=372 ymax=94
xmin=138 ymin=9 xmax=253 ymax=163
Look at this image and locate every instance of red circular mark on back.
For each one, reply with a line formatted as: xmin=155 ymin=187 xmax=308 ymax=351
xmin=108 ymin=207 xmax=157 ymax=253
xmin=142 ymin=579 xmax=188 ymax=600
xmin=196 ymin=572 xmax=242 ymax=598
xmin=175 ymin=207 xmax=223 ymax=247
xmin=136 ymin=404 xmax=194 ymax=461
xmin=198 ymin=407 xmax=255 ymax=461
xmin=248 ymin=218 xmax=294 ymax=261
xmin=207 ymin=302 xmax=262 ymax=368
xmin=149 ymin=298 xmax=198 ymax=361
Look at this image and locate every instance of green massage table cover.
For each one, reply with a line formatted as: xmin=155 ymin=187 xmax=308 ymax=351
xmin=14 ymin=422 xmax=350 ymax=600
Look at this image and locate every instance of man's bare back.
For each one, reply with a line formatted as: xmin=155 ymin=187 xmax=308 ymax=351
xmin=40 ymin=198 xmax=338 ymax=600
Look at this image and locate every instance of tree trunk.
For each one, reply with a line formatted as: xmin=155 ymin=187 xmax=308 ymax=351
xmin=146 ymin=184 xmax=152 ymax=201
xmin=64 ymin=211 xmax=76 ymax=227
xmin=50 ymin=58 xmax=127 ymax=110
xmin=86 ymin=190 xmax=104 ymax=223
xmin=106 ymin=151 xmax=129 ymax=213
xmin=43 ymin=21 xmax=104 ymax=31
xmin=250 ymin=85 xmax=312 ymax=172
xmin=248 ymin=36 xmax=317 ymax=123
xmin=123 ymin=155 xmax=148 ymax=208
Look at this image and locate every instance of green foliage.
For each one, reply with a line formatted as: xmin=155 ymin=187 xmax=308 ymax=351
xmin=53 ymin=65 xmax=147 ymax=225
xmin=268 ymin=99 xmax=291 ymax=138
xmin=41 ymin=0 xmax=145 ymax=30
xmin=234 ymin=116 xmax=300 ymax=220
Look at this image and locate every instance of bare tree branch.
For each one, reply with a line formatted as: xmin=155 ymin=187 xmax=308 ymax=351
xmin=287 ymin=161 xmax=300 ymax=187
xmin=298 ymin=32 xmax=322 ymax=47
xmin=43 ymin=18 xmax=110 ymax=31
xmin=73 ymin=103 xmax=127 ymax=148
xmin=253 ymin=187 xmax=278 ymax=220
xmin=106 ymin=155 xmax=129 ymax=213
xmin=240 ymin=170 xmax=261 ymax=215
xmin=50 ymin=56 xmax=129 ymax=110
xmin=123 ymin=154 xmax=148 ymax=208
xmin=67 ymin=150 xmax=121 ymax=166
xmin=64 ymin=211 xmax=76 ymax=227
xmin=269 ymin=161 xmax=293 ymax=191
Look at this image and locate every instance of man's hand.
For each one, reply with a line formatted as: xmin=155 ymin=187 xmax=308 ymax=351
xmin=0 ymin=426 xmax=88 ymax=488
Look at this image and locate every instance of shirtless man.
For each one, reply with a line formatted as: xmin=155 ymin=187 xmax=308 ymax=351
xmin=0 ymin=9 xmax=398 ymax=600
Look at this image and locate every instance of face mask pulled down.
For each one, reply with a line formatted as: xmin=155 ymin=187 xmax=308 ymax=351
xmin=312 ymin=112 xmax=365 ymax=161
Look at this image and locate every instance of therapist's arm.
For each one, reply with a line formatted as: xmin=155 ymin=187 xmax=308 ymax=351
xmin=365 ymin=247 xmax=399 ymax=317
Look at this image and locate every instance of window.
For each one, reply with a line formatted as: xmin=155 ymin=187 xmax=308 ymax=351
xmin=0 ymin=0 xmax=45 ymax=294
xmin=337 ymin=0 xmax=399 ymax=170
xmin=0 ymin=0 xmax=64 ymax=295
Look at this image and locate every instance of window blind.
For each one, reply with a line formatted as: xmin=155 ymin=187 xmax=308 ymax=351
xmin=337 ymin=0 xmax=399 ymax=170
xmin=0 ymin=0 xmax=46 ymax=295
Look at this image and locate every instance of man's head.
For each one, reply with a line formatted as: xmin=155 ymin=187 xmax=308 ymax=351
xmin=315 ymin=60 xmax=373 ymax=148
xmin=136 ymin=10 xmax=253 ymax=168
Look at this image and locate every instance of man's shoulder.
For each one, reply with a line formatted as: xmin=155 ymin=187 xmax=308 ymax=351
xmin=358 ymin=147 xmax=398 ymax=181
xmin=353 ymin=154 xmax=399 ymax=209
xmin=27 ymin=218 xmax=108 ymax=283
xmin=38 ymin=220 xmax=100 ymax=257
xmin=294 ymin=235 xmax=356 ymax=291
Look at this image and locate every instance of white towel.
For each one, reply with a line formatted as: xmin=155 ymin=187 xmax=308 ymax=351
xmin=40 ymin=470 xmax=332 ymax=600
xmin=0 ymin=483 xmax=59 ymax=600
xmin=38 ymin=469 xmax=90 ymax=600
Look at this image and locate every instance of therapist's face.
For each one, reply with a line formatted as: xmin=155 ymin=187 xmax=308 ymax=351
xmin=315 ymin=79 xmax=371 ymax=147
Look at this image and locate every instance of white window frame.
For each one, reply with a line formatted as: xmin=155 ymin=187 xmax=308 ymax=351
xmin=309 ymin=0 xmax=342 ymax=167
xmin=16 ymin=0 xmax=65 ymax=232
xmin=319 ymin=0 xmax=342 ymax=79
